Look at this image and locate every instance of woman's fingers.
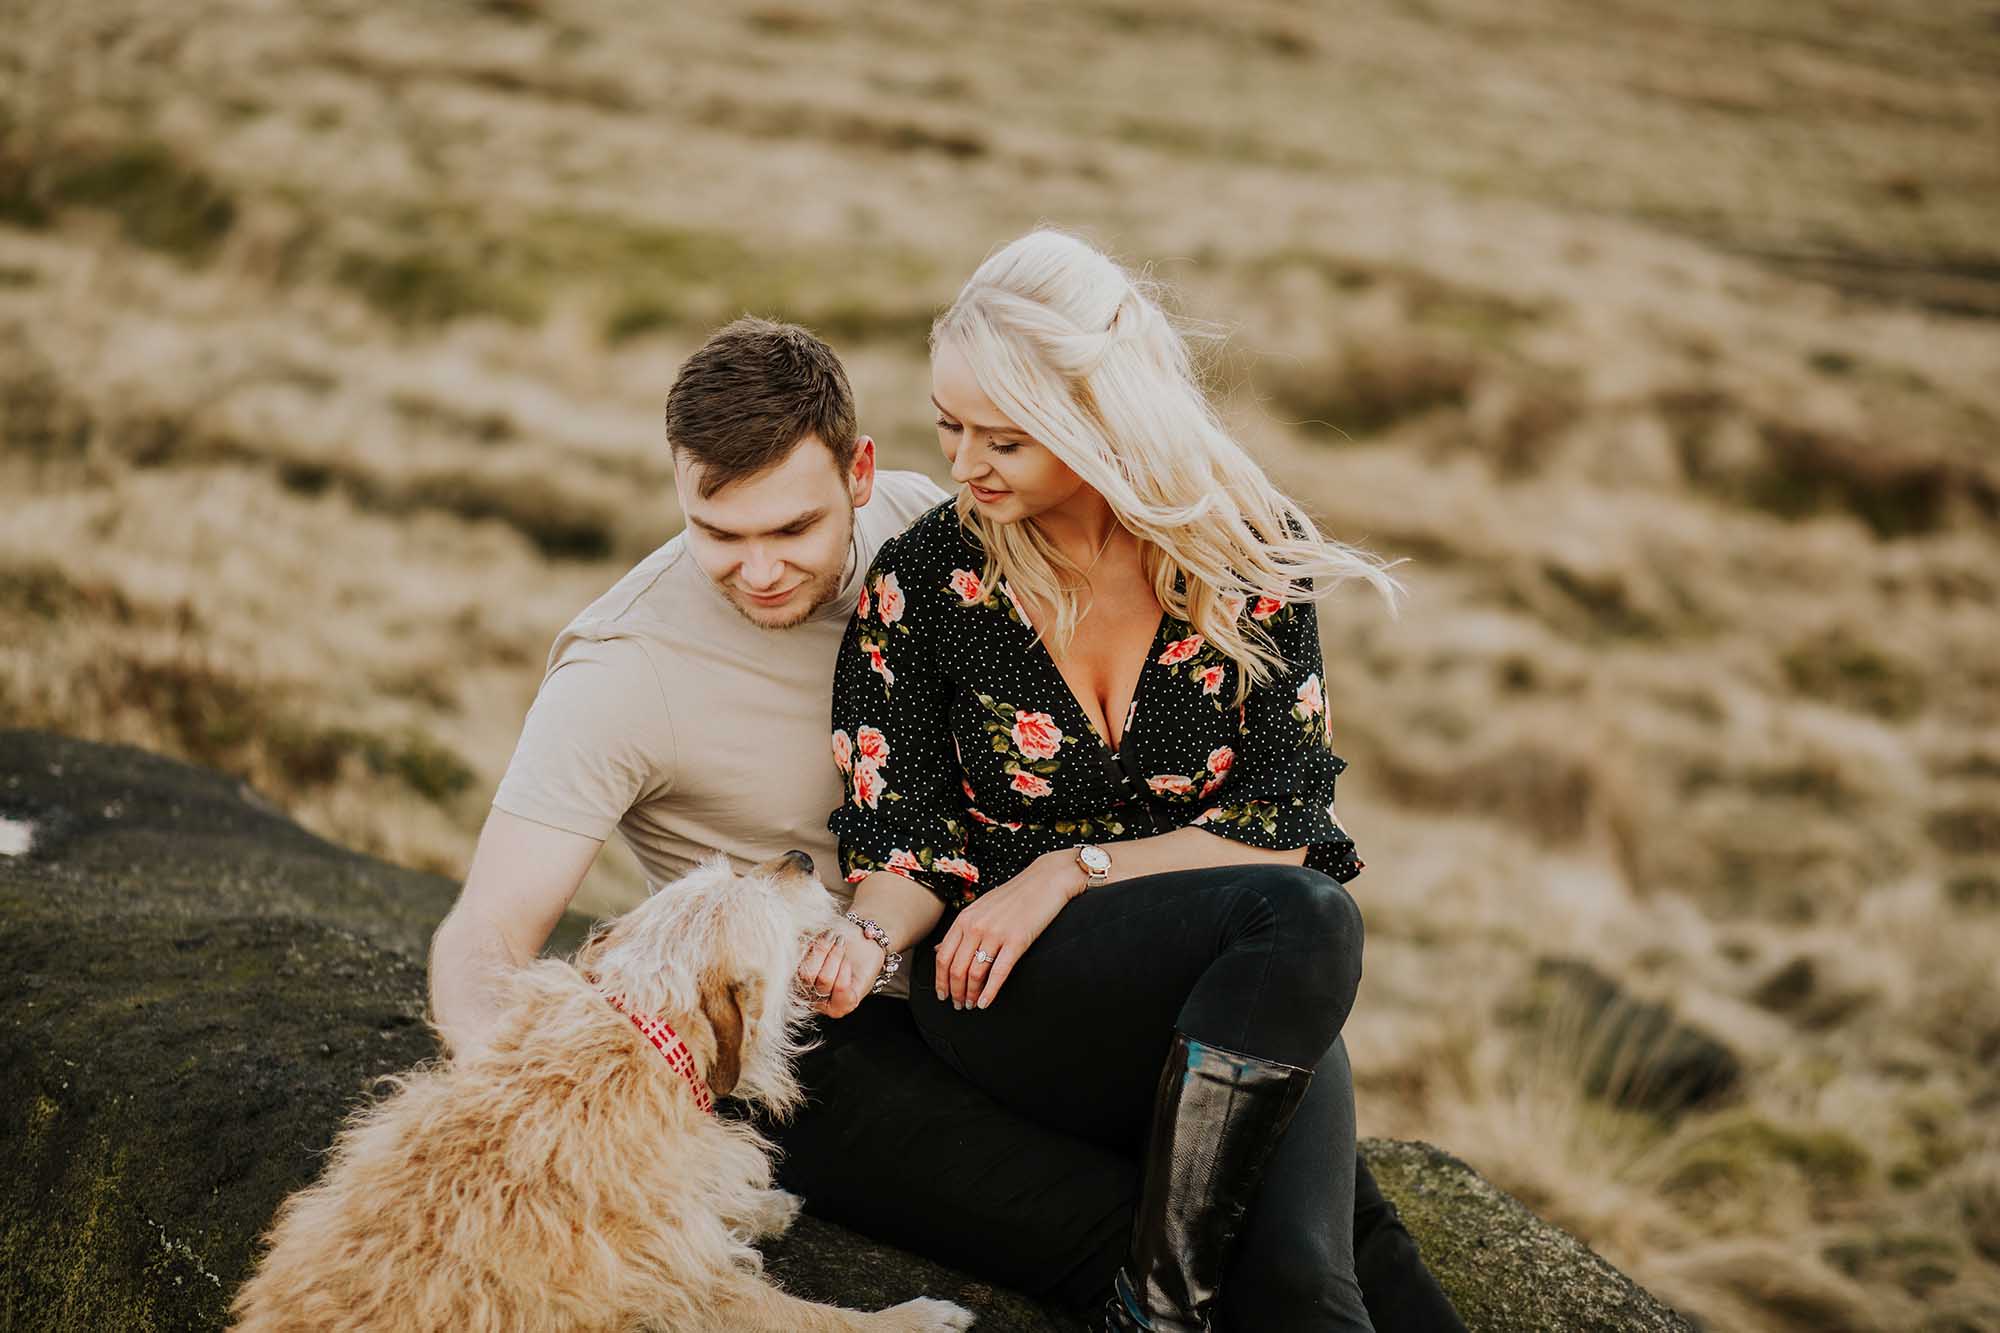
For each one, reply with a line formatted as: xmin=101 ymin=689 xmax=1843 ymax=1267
xmin=811 ymin=938 xmax=846 ymax=998
xmin=797 ymin=931 xmax=835 ymax=989
xmin=950 ymin=935 xmax=1005 ymax=1008
xmin=933 ymin=926 xmax=962 ymax=1002
xmin=973 ymin=942 xmax=1018 ymax=1010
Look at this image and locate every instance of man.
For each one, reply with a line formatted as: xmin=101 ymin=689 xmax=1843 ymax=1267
xmin=428 ymin=317 xmax=1459 ymax=1326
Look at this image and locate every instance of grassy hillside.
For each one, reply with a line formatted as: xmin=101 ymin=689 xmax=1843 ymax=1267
xmin=4 ymin=1 xmax=1997 ymax=1328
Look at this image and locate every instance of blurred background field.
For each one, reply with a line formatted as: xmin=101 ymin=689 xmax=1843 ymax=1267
xmin=3 ymin=1 xmax=1998 ymax=1327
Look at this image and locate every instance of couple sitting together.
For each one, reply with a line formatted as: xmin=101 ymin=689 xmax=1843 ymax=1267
xmin=429 ymin=229 xmax=1464 ymax=1332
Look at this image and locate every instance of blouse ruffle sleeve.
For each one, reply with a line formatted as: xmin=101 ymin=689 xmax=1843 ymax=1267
xmin=1190 ymin=590 xmax=1364 ymax=883
xmin=826 ymin=533 xmax=983 ymax=908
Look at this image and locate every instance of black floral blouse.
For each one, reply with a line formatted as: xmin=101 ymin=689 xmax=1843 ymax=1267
xmin=827 ymin=502 xmax=1364 ymax=909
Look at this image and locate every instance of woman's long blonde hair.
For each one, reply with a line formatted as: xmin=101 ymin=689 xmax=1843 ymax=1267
xmin=931 ymin=228 xmax=1404 ymax=702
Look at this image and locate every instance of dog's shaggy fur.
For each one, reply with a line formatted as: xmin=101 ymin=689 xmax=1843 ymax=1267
xmin=230 ymin=853 xmax=975 ymax=1332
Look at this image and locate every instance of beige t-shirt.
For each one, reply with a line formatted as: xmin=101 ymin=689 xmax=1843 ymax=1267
xmin=493 ymin=469 xmax=947 ymax=998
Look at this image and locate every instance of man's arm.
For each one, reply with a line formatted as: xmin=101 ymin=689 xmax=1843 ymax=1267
xmin=427 ymin=808 xmax=604 ymax=1061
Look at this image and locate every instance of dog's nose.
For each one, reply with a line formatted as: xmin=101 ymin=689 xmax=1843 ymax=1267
xmin=780 ymin=849 xmax=814 ymax=876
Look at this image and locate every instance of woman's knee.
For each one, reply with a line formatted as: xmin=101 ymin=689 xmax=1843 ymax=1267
xmin=1236 ymin=864 xmax=1364 ymax=964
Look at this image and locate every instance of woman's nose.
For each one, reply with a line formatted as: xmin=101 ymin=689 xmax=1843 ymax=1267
xmin=948 ymin=443 xmax=986 ymax=483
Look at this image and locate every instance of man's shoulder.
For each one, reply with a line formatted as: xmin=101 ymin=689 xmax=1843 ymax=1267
xmin=561 ymin=536 xmax=690 ymax=632
xmin=857 ymin=470 xmax=949 ymax=550
xmin=870 ymin=491 xmax=970 ymax=569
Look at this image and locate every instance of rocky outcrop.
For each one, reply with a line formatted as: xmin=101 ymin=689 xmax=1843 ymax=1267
xmin=0 ymin=732 xmax=1693 ymax=1331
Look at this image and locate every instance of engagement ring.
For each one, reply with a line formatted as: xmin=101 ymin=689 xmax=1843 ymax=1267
xmin=973 ymin=949 xmax=994 ymax=965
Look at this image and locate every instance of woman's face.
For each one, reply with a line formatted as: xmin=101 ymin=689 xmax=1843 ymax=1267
xmin=931 ymin=339 xmax=1089 ymax=525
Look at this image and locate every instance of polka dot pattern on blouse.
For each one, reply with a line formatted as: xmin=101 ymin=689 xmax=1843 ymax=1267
xmin=827 ymin=502 xmax=1364 ymax=908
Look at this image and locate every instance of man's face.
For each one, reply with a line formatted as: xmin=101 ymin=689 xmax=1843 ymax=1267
xmin=676 ymin=434 xmax=876 ymax=630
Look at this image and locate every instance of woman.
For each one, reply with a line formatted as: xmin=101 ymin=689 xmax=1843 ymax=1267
xmin=799 ymin=230 xmax=1441 ymax=1331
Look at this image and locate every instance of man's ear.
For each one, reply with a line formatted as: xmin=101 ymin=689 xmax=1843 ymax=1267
xmin=848 ymin=435 xmax=877 ymax=509
xmin=697 ymin=973 xmax=764 ymax=1100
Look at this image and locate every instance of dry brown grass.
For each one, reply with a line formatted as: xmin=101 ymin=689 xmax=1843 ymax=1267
xmin=4 ymin=0 xmax=1999 ymax=1326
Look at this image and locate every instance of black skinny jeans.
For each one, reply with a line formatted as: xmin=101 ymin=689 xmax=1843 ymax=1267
xmin=752 ymin=856 xmax=1376 ymax=1320
xmin=907 ymin=862 xmax=1373 ymax=1331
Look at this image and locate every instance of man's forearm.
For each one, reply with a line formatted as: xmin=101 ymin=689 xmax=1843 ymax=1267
xmin=427 ymin=907 xmax=531 ymax=1058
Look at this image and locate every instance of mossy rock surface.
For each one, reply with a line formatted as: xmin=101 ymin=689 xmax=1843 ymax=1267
xmin=0 ymin=731 xmax=1690 ymax=1331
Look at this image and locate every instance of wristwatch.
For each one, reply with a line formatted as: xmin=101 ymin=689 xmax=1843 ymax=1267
xmin=844 ymin=911 xmax=903 ymax=994
xmin=1075 ymin=844 xmax=1112 ymax=889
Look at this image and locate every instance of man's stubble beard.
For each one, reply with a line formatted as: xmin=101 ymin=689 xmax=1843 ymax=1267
xmin=725 ymin=563 xmax=850 ymax=631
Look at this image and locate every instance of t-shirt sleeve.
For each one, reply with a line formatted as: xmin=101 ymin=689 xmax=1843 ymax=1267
xmin=491 ymin=635 xmax=676 ymax=841
xmin=1190 ymin=592 xmax=1364 ymax=882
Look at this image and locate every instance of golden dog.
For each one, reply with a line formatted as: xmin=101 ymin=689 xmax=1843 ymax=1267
xmin=230 ymin=851 xmax=975 ymax=1331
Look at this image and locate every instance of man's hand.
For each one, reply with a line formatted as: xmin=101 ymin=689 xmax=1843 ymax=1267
xmin=934 ymin=850 xmax=1081 ymax=1011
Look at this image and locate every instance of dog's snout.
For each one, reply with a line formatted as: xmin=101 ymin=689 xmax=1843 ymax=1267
xmin=780 ymin=849 xmax=814 ymax=876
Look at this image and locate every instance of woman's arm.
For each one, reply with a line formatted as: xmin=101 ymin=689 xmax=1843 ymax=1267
xmin=812 ymin=526 xmax=987 ymax=1016
xmin=933 ymin=829 xmax=1305 ymax=1009
xmin=938 ymin=592 xmax=1357 ymax=1010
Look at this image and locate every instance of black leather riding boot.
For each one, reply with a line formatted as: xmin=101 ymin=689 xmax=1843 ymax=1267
xmin=1101 ymin=1032 xmax=1314 ymax=1331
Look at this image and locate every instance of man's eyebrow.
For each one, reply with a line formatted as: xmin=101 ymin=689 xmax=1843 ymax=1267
xmin=930 ymin=396 xmax=1026 ymax=435
xmin=689 ymin=508 xmax=829 ymax=539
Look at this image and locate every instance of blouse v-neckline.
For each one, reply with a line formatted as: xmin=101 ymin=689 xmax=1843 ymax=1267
xmin=1004 ymin=576 xmax=1168 ymax=759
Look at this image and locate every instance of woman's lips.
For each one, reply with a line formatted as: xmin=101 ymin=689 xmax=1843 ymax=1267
xmin=969 ymin=484 xmax=1009 ymax=503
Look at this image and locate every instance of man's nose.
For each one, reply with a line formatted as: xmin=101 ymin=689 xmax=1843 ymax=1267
xmin=739 ymin=544 xmax=783 ymax=589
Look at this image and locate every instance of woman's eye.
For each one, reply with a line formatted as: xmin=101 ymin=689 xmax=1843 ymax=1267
xmin=935 ymin=416 xmax=962 ymax=433
xmin=989 ymin=441 xmax=1023 ymax=454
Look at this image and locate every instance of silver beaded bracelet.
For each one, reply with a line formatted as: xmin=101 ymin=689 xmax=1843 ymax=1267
xmin=845 ymin=911 xmax=903 ymax=995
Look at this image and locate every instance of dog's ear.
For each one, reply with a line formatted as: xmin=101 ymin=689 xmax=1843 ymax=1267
xmin=698 ymin=972 xmax=764 ymax=1100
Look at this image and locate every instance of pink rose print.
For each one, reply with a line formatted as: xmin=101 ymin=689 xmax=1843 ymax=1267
xmin=1207 ymin=747 xmax=1235 ymax=778
xmin=1196 ymin=663 xmax=1226 ymax=695
xmin=949 ymin=568 xmax=985 ymax=605
xmin=961 ymin=776 xmax=979 ymax=802
xmin=1251 ymin=596 xmax=1284 ymax=620
xmin=1011 ymin=711 xmax=1064 ymax=760
xmin=1148 ymin=774 xmax=1194 ymax=797
xmin=1296 ymin=672 xmax=1324 ymax=717
xmin=1010 ymin=770 xmax=1053 ymax=798
xmin=1200 ymin=774 xmax=1225 ymax=798
xmin=864 ymin=642 xmax=895 ymax=688
xmin=1191 ymin=807 xmax=1222 ymax=825
xmin=874 ymin=572 xmax=905 ymax=625
xmin=851 ymin=757 xmax=885 ymax=809
xmin=846 ymin=868 xmax=869 ymax=883
xmin=856 ymin=725 xmax=889 ymax=764
xmin=886 ymin=848 xmax=923 ymax=876
xmin=831 ymin=729 xmax=853 ymax=774
xmin=1157 ymin=634 xmax=1205 ymax=666
xmin=935 ymin=856 xmax=980 ymax=882
xmin=857 ymin=584 xmax=871 ymax=619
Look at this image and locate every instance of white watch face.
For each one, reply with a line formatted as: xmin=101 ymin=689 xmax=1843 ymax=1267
xmin=1079 ymin=846 xmax=1112 ymax=875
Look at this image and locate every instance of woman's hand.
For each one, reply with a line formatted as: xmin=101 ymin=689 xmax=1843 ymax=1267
xmin=935 ymin=850 xmax=1082 ymax=1010
xmin=796 ymin=920 xmax=885 ymax=1019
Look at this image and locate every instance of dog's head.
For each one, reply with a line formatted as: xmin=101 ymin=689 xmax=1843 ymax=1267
xmin=574 ymin=850 xmax=837 ymax=1113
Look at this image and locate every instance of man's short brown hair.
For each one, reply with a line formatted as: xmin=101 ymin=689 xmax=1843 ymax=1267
xmin=664 ymin=317 xmax=859 ymax=498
